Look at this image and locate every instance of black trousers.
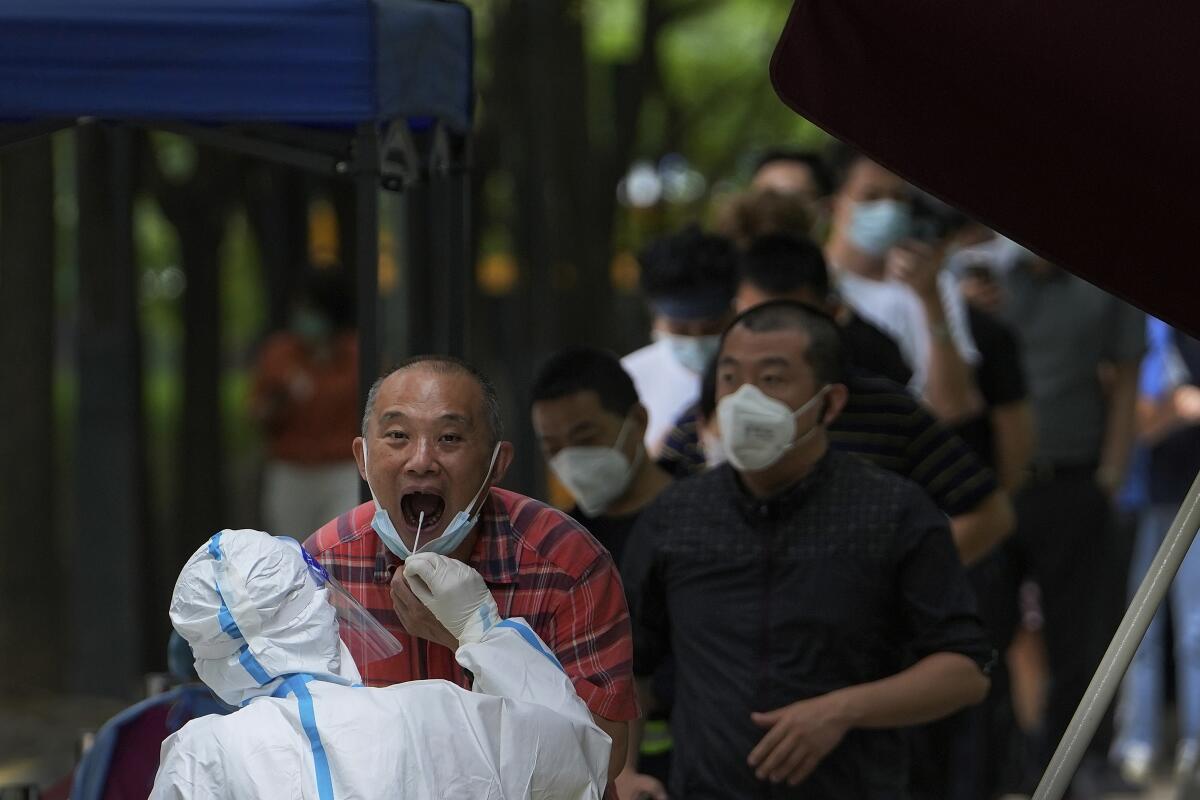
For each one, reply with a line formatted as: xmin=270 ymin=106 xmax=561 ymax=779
xmin=1012 ymin=467 xmax=1123 ymax=773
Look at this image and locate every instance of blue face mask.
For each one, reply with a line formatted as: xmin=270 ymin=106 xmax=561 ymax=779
xmin=362 ymin=441 xmax=501 ymax=560
xmin=655 ymin=331 xmax=721 ymax=374
xmin=848 ymin=199 xmax=912 ymax=257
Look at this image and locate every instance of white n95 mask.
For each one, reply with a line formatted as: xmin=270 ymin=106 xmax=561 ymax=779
xmin=549 ymin=417 xmax=643 ymax=516
xmin=717 ymin=383 xmax=830 ymax=472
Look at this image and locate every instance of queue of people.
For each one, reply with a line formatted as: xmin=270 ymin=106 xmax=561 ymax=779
xmin=152 ymin=141 xmax=1200 ymax=800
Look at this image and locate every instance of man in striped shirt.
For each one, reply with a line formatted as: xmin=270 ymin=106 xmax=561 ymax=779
xmin=304 ymin=356 xmax=637 ymax=787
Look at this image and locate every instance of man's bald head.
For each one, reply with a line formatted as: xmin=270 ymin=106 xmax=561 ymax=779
xmin=362 ymin=356 xmax=504 ymax=446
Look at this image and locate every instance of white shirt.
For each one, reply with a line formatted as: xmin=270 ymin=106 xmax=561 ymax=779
xmin=622 ymin=338 xmax=702 ymax=456
xmin=150 ymin=622 xmax=610 ymax=800
xmin=835 ymin=270 xmax=979 ymax=397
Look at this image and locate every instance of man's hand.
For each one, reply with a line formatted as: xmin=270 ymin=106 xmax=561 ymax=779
xmin=885 ymin=240 xmax=942 ymax=300
xmin=390 ymin=566 xmax=458 ymax=650
xmin=1175 ymin=385 xmax=1200 ymax=421
xmin=614 ymin=769 xmax=668 ymax=800
xmin=747 ymin=693 xmax=850 ymax=786
xmin=403 ymin=552 xmax=499 ymax=645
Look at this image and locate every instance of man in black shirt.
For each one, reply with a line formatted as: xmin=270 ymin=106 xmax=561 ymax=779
xmin=529 ymin=345 xmax=674 ymax=800
xmin=624 ymin=301 xmax=991 ymax=798
xmin=658 ymin=234 xmax=1014 ymax=566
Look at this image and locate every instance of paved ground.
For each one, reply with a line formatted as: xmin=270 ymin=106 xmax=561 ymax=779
xmin=0 ymin=690 xmax=1187 ymax=798
xmin=0 ymin=691 xmax=125 ymax=791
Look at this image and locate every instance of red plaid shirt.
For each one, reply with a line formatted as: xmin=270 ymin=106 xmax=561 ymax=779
xmin=304 ymin=488 xmax=639 ymax=722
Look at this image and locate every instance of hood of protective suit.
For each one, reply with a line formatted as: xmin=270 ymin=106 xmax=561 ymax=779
xmin=170 ymin=529 xmax=361 ymax=706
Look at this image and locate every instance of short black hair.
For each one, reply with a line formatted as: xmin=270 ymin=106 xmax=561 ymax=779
xmin=722 ymin=299 xmax=847 ymax=386
xmin=637 ymin=225 xmax=739 ymax=303
xmin=531 ymin=346 xmax=639 ymax=418
xmin=753 ymin=149 xmax=833 ymax=197
xmin=740 ymin=233 xmax=831 ymax=299
xmin=362 ymin=355 xmax=503 ymax=445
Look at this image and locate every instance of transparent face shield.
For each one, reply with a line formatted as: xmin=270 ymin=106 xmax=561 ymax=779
xmin=286 ymin=539 xmax=405 ymax=679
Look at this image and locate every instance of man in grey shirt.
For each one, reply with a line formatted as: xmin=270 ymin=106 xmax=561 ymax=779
xmin=959 ymin=239 xmax=1144 ymax=785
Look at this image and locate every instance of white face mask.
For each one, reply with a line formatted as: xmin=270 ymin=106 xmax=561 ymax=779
xmin=716 ymin=383 xmax=830 ymax=472
xmin=549 ymin=417 xmax=642 ymax=517
xmin=653 ymin=331 xmax=721 ymax=374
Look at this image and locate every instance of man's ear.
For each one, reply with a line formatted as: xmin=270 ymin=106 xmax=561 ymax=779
xmin=353 ymin=436 xmax=367 ymax=481
xmin=491 ymin=441 xmax=516 ymax=486
xmin=630 ymin=402 xmax=650 ymax=434
xmin=822 ymin=384 xmax=851 ymax=426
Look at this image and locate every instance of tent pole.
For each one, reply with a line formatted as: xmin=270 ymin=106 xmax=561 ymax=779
xmin=1034 ymin=468 xmax=1200 ymax=799
xmin=353 ymin=123 xmax=379 ymax=503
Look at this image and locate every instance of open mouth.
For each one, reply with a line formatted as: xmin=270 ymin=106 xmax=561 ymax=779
xmin=400 ymin=491 xmax=445 ymax=530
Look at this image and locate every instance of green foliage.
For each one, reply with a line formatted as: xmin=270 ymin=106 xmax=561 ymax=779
xmin=580 ymin=0 xmax=828 ymax=182
xmin=584 ymin=0 xmax=645 ymax=62
xmin=655 ymin=0 xmax=827 ymax=177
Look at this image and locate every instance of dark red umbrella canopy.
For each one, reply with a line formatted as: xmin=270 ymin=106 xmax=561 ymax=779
xmin=770 ymin=0 xmax=1200 ymax=338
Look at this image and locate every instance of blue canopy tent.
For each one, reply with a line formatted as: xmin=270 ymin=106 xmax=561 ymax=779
xmin=0 ymin=0 xmax=473 ymax=697
xmin=0 ymin=0 xmax=475 ymax=382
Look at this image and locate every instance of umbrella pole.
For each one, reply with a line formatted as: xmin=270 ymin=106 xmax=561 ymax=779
xmin=1034 ymin=468 xmax=1200 ymax=800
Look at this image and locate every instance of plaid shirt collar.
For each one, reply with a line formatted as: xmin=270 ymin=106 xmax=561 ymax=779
xmin=379 ymin=490 xmax=521 ymax=585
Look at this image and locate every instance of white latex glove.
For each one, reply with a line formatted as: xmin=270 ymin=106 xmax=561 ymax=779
xmin=402 ymin=553 xmax=499 ymax=646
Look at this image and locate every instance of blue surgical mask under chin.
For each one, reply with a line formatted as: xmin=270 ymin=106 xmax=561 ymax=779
xmin=363 ymin=442 xmax=501 ymax=560
xmin=848 ymin=199 xmax=912 ymax=257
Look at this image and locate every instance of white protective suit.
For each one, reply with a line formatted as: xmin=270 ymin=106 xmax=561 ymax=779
xmin=151 ymin=529 xmax=611 ymax=800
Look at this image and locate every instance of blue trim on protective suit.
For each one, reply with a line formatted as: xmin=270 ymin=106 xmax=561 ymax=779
xmin=237 ymin=643 xmax=273 ymax=685
xmin=495 ymin=619 xmax=565 ymax=673
xmin=274 ymin=674 xmax=335 ymax=800
xmin=216 ymin=595 xmax=244 ymax=640
xmin=208 ymin=531 xmax=273 ymax=686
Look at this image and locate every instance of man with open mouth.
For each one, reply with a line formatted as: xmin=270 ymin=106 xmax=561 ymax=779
xmin=304 ymin=355 xmax=638 ymax=792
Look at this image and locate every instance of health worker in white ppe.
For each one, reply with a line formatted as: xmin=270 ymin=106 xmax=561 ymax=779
xmin=151 ymin=529 xmax=611 ymax=800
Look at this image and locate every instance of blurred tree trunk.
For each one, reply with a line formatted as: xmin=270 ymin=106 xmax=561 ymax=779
xmin=243 ymin=164 xmax=308 ymax=332
xmin=146 ymin=144 xmax=239 ymax=605
xmin=74 ymin=123 xmax=148 ymax=694
xmin=491 ymin=0 xmax=611 ymax=351
xmin=0 ymin=137 xmax=59 ymax=691
xmin=486 ymin=0 xmax=596 ymax=493
xmin=477 ymin=0 xmax=665 ymax=491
